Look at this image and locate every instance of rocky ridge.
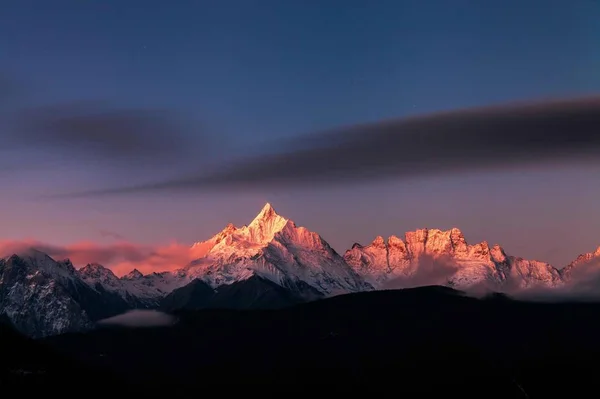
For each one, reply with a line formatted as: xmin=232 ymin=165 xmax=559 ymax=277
xmin=2 ymin=203 xmax=600 ymax=338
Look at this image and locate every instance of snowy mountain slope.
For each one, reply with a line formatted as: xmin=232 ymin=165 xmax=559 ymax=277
xmin=0 ymin=250 xmax=190 ymax=337
xmin=0 ymin=250 xmax=130 ymax=338
xmin=557 ymin=246 xmax=600 ymax=295
xmin=74 ymin=204 xmax=570 ymax=305
xmin=0 ymin=203 xmax=373 ymax=338
xmin=3 ymin=202 xmax=600 ymax=339
xmin=344 ymin=228 xmax=562 ymax=290
xmin=184 ymin=203 xmax=372 ymax=296
xmin=45 ymin=203 xmax=369 ymax=318
xmin=560 ymin=246 xmax=600 ymax=280
xmin=78 ymin=263 xmax=186 ymax=307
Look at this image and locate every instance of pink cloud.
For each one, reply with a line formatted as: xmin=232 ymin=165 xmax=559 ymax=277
xmin=0 ymin=239 xmax=211 ymax=276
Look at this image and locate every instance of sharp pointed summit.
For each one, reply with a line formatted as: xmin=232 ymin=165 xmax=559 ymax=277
xmin=123 ymin=269 xmax=144 ymax=280
xmin=79 ymin=263 xmax=118 ymax=282
xmin=247 ymin=202 xmax=288 ymax=243
xmin=252 ymin=202 xmax=279 ymax=222
xmin=7 ymin=200 xmax=600 ymax=340
xmin=182 ymin=202 xmax=371 ymax=295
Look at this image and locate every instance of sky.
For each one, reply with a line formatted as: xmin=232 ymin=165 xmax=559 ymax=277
xmin=1 ymin=0 xmax=600 ymax=274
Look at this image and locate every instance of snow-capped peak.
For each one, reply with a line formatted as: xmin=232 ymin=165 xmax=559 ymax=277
xmin=344 ymin=227 xmax=564 ymax=290
xmin=490 ymin=244 xmax=508 ymax=263
xmin=122 ymin=269 xmax=144 ymax=280
xmin=371 ymin=236 xmax=386 ymax=248
xmin=4 ymin=248 xmax=47 ymax=263
xmin=254 ymin=202 xmax=276 ymax=219
xmin=184 ymin=203 xmax=370 ymax=295
xmin=561 ymin=245 xmax=600 ymax=281
xmin=79 ymin=263 xmax=117 ymax=280
xmin=245 ymin=202 xmax=289 ymax=244
xmin=221 ymin=222 xmax=237 ymax=235
xmin=3 ymin=249 xmax=77 ymax=281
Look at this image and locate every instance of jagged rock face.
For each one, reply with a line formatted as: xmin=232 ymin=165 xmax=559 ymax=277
xmin=82 ymin=203 xmax=370 ymax=305
xmin=79 ymin=263 xmax=119 ymax=285
xmin=344 ymin=237 xmax=391 ymax=282
xmin=3 ymin=202 xmax=600 ymax=339
xmin=344 ymin=228 xmax=563 ymax=290
xmin=0 ymin=252 xmax=191 ymax=338
xmin=122 ymin=269 xmax=144 ymax=280
xmin=189 ymin=223 xmax=238 ymax=258
xmin=185 ymin=203 xmax=371 ymax=296
xmin=0 ymin=252 xmax=99 ymax=338
xmin=0 ymin=204 xmax=373 ymax=338
xmin=560 ymin=247 xmax=600 ymax=282
xmin=78 ymin=264 xmax=185 ymax=307
xmin=507 ymin=258 xmax=563 ymax=289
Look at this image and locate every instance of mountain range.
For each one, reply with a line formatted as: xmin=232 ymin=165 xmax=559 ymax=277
xmin=1 ymin=202 xmax=599 ymax=337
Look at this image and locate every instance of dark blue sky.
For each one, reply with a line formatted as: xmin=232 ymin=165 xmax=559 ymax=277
xmin=4 ymin=0 xmax=599 ymax=142
xmin=1 ymin=0 xmax=600 ymax=269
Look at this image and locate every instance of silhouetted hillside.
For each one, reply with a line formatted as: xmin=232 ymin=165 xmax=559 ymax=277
xmin=5 ymin=286 xmax=600 ymax=396
xmin=160 ymin=275 xmax=306 ymax=312
xmin=0 ymin=316 xmax=128 ymax=394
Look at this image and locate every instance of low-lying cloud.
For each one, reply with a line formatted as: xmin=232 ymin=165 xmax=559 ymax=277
xmin=57 ymin=96 xmax=600 ymax=197
xmin=380 ymin=252 xmax=600 ymax=301
xmin=382 ymin=255 xmax=459 ymax=290
xmin=513 ymin=256 xmax=600 ymax=302
xmin=0 ymin=239 xmax=211 ymax=276
xmin=97 ymin=310 xmax=177 ymax=328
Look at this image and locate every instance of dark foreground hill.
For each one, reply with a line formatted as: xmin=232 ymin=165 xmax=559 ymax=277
xmin=0 ymin=315 xmax=129 ymax=393
xmin=5 ymin=286 xmax=600 ymax=397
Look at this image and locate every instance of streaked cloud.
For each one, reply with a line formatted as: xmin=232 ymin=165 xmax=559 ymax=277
xmin=0 ymin=73 xmax=226 ymax=174
xmin=6 ymin=101 xmax=197 ymax=165
xmin=54 ymin=96 xmax=600 ymax=198
xmin=98 ymin=229 xmax=126 ymax=241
